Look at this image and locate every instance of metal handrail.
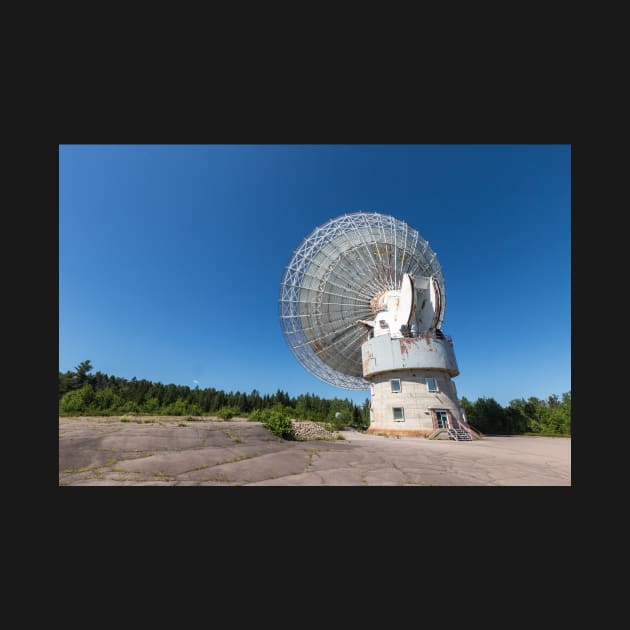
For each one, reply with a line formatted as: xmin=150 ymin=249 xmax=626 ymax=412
xmin=462 ymin=423 xmax=484 ymax=439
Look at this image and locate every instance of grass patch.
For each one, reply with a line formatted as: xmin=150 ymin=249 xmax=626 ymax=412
xmin=305 ymin=450 xmax=318 ymax=467
xmin=335 ymin=433 xmax=346 ymax=440
xmin=112 ymin=467 xmax=131 ymax=473
xmin=120 ymin=416 xmax=141 ymax=422
xmin=216 ymin=406 xmax=240 ymax=420
xmin=522 ymin=432 xmax=571 ymax=438
xmin=217 ymin=455 xmax=252 ymax=465
xmin=225 ymin=431 xmax=242 ymax=444
xmin=317 ymin=421 xmax=337 ymax=433
xmin=153 ymin=471 xmax=175 ymax=480
xmin=185 ymin=416 xmax=202 ymax=422
xmin=63 ymin=463 xmax=113 ymax=474
xmin=178 ymin=422 xmax=188 ymax=427
xmin=191 ymin=465 xmax=209 ymax=471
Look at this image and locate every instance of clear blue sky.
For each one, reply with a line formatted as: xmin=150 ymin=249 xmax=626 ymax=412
xmin=59 ymin=145 xmax=570 ymax=406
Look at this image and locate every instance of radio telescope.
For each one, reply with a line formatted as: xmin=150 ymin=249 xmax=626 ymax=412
xmin=279 ymin=211 xmax=476 ymax=439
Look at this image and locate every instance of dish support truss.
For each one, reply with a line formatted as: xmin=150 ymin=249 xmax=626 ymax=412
xmin=279 ymin=211 xmax=446 ymax=390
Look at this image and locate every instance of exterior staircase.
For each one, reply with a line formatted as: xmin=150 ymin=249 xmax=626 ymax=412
xmin=447 ymin=427 xmax=472 ymax=441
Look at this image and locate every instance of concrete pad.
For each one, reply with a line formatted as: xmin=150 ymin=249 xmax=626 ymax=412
xmin=314 ymin=467 xmax=367 ymax=485
xmin=116 ymin=446 xmax=242 ymax=475
xmin=307 ymin=449 xmax=362 ymax=471
xmin=65 ymin=479 xmax=173 ymax=486
xmin=201 ymin=450 xmax=311 ymax=483
xmin=59 ymin=417 xmax=571 ymax=486
xmin=244 ymin=472 xmax=324 ymax=486
xmin=59 ymin=447 xmax=123 ymax=471
xmin=216 ymin=441 xmax=288 ymax=459
xmin=364 ymin=467 xmax=409 ymax=485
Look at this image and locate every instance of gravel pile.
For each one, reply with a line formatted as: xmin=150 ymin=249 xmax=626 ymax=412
xmin=291 ymin=421 xmax=338 ymax=441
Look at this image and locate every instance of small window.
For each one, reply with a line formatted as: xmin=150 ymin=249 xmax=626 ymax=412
xmin=426 ymin=377 xmax=438 ymax=392
xmin=393 ymin=407 xmax=405 ymax=421
xmin=390 ymin=379 xmax=401 ymax=393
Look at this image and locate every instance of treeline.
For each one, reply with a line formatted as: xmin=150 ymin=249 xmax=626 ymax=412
xmin=59 ymin=361 xmax=371 ymax=429
xmin=461 ymin=393 xmax=571 ymax=436
xmin=59 ymin=361 xmax=570 ymax=436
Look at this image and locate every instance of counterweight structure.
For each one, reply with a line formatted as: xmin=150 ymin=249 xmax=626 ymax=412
xmin=279 ymin=211 xmax=477 ymax=439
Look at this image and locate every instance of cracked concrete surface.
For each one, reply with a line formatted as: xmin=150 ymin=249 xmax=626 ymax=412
xmin=58 ymin=417 xmax=571 ymax=486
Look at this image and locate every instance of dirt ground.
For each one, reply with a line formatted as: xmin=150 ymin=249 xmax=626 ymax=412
xmin=58 ymin=416 xmax=571 ymax=486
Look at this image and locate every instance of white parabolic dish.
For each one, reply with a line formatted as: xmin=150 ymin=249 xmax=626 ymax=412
xmin=279 ymin=211 xmax=446 ymax=390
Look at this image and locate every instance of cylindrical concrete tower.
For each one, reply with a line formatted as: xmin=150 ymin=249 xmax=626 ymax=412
xmin=362 ymin=332 xmax=464 ymax=437
xmin=279 ymin=211 xmax=477 ymax=440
